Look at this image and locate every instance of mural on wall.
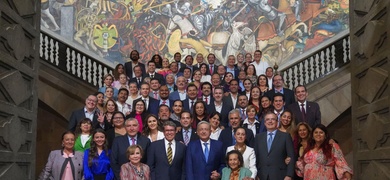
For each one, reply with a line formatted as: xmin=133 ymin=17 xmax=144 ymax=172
xmin=41 ymin=0 xmax=349 ymax=66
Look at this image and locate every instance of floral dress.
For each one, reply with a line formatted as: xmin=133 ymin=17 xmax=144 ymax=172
xmin=296 ymin=143 xmax=353 ymax=180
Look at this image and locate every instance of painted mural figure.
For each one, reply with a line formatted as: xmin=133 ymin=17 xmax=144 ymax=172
xmin=248 ymin=0 xmax=287 ymax=35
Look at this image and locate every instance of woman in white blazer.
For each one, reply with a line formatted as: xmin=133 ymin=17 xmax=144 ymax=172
xmin=226 ymin=127 xmax=257 ymax=179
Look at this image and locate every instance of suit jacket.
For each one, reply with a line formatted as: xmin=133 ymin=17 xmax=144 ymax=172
xmin=169 ymin=91 xmax=187 ymax=101
xmin=67 ymin=108 xmax=100 ymax=132
xmin=147 ymin=139 xmax=187 ymax=180
xmin=254 ymin=130 xmax=295 ymax=180
xmin=178 ymin=62 xmax=187 ymax=73
xmin=223 ymin=93 xmax=239 ymax=109
xmin=146 ymin=73 xmax=166 ymax=85
xmin=182 ymin=98 xmax=197 ymax=113
xmin=147 ymin=97 xmax=159 ymax=116
xmin=225 ymin=66 xmax=240 ymax=80
xmin=208 ymin=102 xmax=233 ymax=128
xmin=287 ymin=101 xmax=321 ymax=128
xmin=124 ymin=61 xmax=146 ymax=79
xmin=39 ymin=150 xmax=84 ymax=180
xmin=129 ymin=76 xmax=145 ymax=89
xmin=175 ymin=129 xmax=199 ymax=145
xmin=110 ymin=134 xmax=151 ymax=180
xmin=186 ymin=139 xmax=225 ymax=180
xmin=264 ymin=88 xmax=296 ymax=106
xmin=218 ymin=127 xmax=255 ymax=151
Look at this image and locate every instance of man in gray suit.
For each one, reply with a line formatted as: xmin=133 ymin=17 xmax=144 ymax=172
xmin=254 ymin=112 xmax=295 ymax=180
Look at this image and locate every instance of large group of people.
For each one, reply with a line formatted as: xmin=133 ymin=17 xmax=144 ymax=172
xmin=39 ymin=50 xmax=353 ymax=180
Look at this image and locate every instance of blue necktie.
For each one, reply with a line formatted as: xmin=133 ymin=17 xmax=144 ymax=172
xmin=267 ymin=132 xmax=274 ymax=152
xmin=203 ymin=142 xmax=209 ymax=162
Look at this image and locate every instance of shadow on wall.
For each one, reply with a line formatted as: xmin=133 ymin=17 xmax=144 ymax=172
xmin=327 ymin=107 xmax=352 ymax=167
xmin=36 ymin=100 xmax=68 ymax=178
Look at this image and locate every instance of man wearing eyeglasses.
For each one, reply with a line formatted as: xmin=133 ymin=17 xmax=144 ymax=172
xmin=68 ymin=94 xmax=101 ymax=132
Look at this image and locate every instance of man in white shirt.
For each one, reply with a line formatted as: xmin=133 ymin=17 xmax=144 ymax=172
xmin=169 ymin=76 xmax=187 ymax=101
xmin=251 ymin=50 xmax=270 ymax=76
xmin=116 ymin=88 xmax=131 ymax=116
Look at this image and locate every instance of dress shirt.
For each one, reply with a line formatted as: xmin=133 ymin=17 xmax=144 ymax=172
xmin=142 ymin=97 xmax=149 ymax=110
xmin=200 ymin=139 xmax=211 ymax=154
xmin=164 ymin=138 xmax=176 ymax=159
xmin=243 ymin=118 xmax=260 ymax=136
xmin=203 ymin=95 xmax=211 ymax=105
xmin=226 ymin=66 xmax=236 ymax=77
xmin=215 ymin=102 xmax=223 ymax=113
xmin=84 ymin=107 xmax=96 ymax=121
xmin=189 ymin=99 xmax=197 ymax=110
xmin=182 ymin=128 xmax=193 ymax=140
xmin=127 ymin=135 xmax=138 ymax=145
xmin=116 ymin=101 xmax=131 ymax=115
xmin=178 ymin=90 xmax=186 ymax=100
xmin=300 ymin=101 xmax=307 ymax=112
xmin=274 ymin=88 xmax=284 ymax=94
xmin=160 ymin=99 xmax=170 ymax=107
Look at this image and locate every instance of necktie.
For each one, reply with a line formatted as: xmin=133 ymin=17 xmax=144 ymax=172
xmin=184 ymin=130 xmax=189 ymax=145
xmin=162 ymin=100 xmax=166 ymax=105
xmin=242 ymin=109 xmax=246 ymax=120
xmin=301 ymin=103 xmax=306 ymax=122
xmin=154 ymin=92 xmax=158 ymax=99
xmin=267 ymin=132 xmax=273 ymax=152
xmin=205 ymin=97 xmax=208 ymax=104
xmin=203 ymin=142 xmax=209 ymax=162
xmin=190 ymin=100 xmax=194 ymax=110
xmin=143 ymin=98 xmax=148 ymax=110
xmin=137 ymin=78 xmax=140 ymax=84
xmin=151 ymin=74 xmax=154 ymax=79
xmin=210 ymin=65 xmax=213 ymax=74
xmin=131 ymin=137 xmax=136 ymax=145
xmin=232 ymin=132 xmax=236 ymax=145
xmin=167 ymin=142 xmax=173 ymax=164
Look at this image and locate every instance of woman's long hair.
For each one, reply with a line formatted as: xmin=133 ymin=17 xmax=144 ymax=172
xmin=304 ymin=124 xmax=332 ymax=160
xmin=142 ymin=114 xmax=163 ymax=136
xmin=88 ymin=129 xmax=109 ymax=167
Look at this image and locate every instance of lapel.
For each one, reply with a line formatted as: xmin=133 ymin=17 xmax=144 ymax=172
xmin=207 ymin=140 xmax=215 ymax=164
xmin=197 ymin=140 xmax=207 ymax=163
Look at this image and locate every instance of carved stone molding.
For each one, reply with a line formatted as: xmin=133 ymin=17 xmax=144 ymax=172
xmin=0 ymin=70 xmax=31 ymax=106
xmin=357 ymin=67 xmax=388 ymax=104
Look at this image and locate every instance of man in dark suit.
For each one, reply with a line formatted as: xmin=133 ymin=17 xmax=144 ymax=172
xmin=207 ymin=53 xmax=218 ymax=75
xmin=265 ymin=74 xmax=295 ymax=106
xmin=254 ymin=112 xmax=295 ymax=180
xmin=68 ymin=94 xmax=102 ymax=132
xmin=175 ymin=111 xmax=199 ymax=145
xmin=209 ymin=87 xmax=233 ymax=127
xmin=174 ymin=52 xmax=186 ymax=73
xmin=223 ymin=79 xmax=240 ymax=109
xmin=218 ymin=109 xmax=255 ymax=151
xmin=169 ymin=76 xmax=188 ymax=101
xmin=147 ymin=121 xmax=186 ymax=180
xmin=158 ymin=85 xmax=173 ymax=108
xmin=146 ymin=61 xmax=165 ymax=85
xmin=182 ymin=84 xmax=198 ymax=113
xmin=287 ymin=85 xmax=321 ymax=128
xmin=186 ymin=121 xmax=225 ymax=180
xmin=193 ymin=53 xmax=208 ymax=73
xmin=138 ymin=83 xmax=159 ymax=116
xmin=128 ymin=65 xmax=145 ymax=89
xmin=110 ymin=117 xmax=151 ymax=179
xmin=200 ymin=82 xmax=214 ymax=107
xmin=125 ymin=50 xmax=146 ymax=79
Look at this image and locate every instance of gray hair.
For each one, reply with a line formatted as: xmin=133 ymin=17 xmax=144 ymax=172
xmin=163 ymin=121 xmax=177 ymax=129
xmin=125 ymin=117 xmax=139 ymax=125
xmin=228 ymin=109 xmax=241 ymax=118
xmin=197 ymin=120 xmax=211 ymax=129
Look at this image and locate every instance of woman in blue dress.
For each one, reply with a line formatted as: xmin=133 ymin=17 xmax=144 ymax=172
xmin=83 ymin=129 xmax=114 ymax=180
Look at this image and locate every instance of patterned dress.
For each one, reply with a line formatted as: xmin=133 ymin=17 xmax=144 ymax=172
xmin=296 ymin=143 xmax=353 ymax=180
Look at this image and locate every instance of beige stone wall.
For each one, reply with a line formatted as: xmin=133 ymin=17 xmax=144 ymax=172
xmin=350 ymin=0 xmax=390 ymax=179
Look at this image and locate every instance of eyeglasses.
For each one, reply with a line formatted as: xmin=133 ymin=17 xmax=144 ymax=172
xmin=87 ymin=98 xmax=97 ymax=103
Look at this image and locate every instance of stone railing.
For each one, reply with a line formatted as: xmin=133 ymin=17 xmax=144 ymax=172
xmin=39 ymin=31 xmax=113 ymax=88
xmin=279 ymin=34 xmax=350 ymax=89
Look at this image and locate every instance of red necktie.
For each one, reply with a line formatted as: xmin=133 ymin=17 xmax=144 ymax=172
xmin=162 ymin=100 xmax=166 ymax=105
xmin=154 ymin=92 xmax=158 ymax=99
xmin=301 ymin=103 xmax=306 ymax=121
xmin=210 ymin=65 xmax=213 ymax=74
xmin=205 ymin=97 xmax=208 ymax=104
